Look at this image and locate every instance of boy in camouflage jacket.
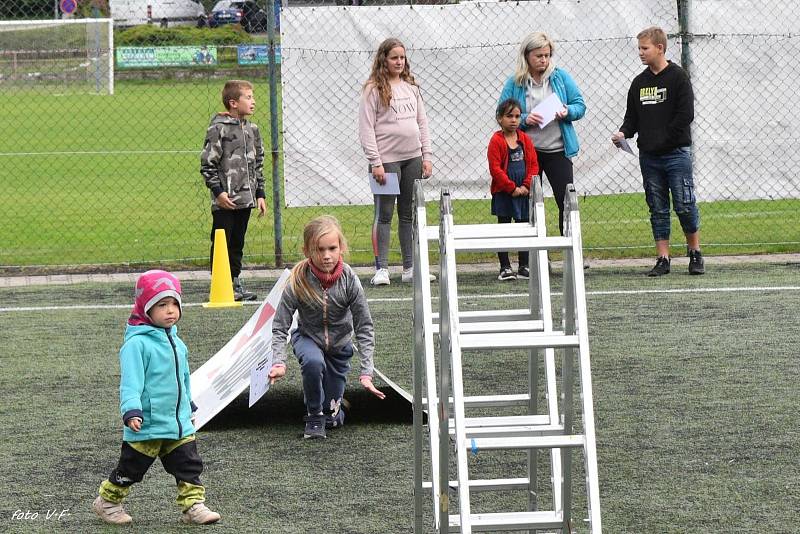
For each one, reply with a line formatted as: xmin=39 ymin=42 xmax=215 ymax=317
xmin=200 ymin=80 xmax=267 ymax=301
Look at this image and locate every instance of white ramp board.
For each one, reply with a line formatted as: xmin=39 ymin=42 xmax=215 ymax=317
xmin=191 ymin=270 xmax=291 ymax=430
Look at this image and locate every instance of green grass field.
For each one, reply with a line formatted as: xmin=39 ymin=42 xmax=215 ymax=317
xmin=1 ymin=261 xmax=799 ymax=532
xmin=2 ymin=78 xmax=800 ymax=270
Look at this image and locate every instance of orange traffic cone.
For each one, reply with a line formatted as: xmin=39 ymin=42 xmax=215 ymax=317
xmin=203 ymin=229 xmax=242 ymax=308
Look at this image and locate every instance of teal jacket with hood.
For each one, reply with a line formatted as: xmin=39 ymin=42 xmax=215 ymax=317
xmin=119 ymin=323 xmax=196 ymax=443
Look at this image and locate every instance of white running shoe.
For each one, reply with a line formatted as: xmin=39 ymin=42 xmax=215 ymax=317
xmin=92 ymin=496 xmax=132 ymax=525
xmin=370 ymin=268 xmax=390 ymax=286
xmin=401 ymin=268 xmax=436 ymax=283
xmin=181 ymin=502 xmax=221 ymax=525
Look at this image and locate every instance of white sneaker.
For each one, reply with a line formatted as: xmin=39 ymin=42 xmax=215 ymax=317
xmin=370 ymin=268 xmax=390 ymax=286
xmin=92 ymin=496 xmax=132 ymax=525
xmin=181 ymin=502 xmax=221 ymax=525
xmin=401 ymin=268 xmax=436 ymax=283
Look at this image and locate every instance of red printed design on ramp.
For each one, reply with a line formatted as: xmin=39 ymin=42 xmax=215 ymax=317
xmin=205 ymin=303 xmax=276 ymax=379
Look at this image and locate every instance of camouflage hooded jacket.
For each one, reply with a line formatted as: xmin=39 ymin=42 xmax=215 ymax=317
xmin=200 ymin=113 xmax=266 ymax=210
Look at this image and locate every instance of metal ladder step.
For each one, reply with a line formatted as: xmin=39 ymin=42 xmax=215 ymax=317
xmin=452 ymin=235 xmax=572 ymax=253
xmin=459 ymin=332 xmax=579 ymax=350
xmin=431 ymin=308 xmax=536 ymax=324
xmin=434 ymin=319 xmax=544 ymax=334
xmin=462 ymin=424 xmax=565 ymax=439
xmin=422 ymin=477 xmax=529 ymax=492
xmin=468 ymin=434 xmax=585 ymax=451
xmin=456 ymin=416 xmax=563 ymax=439
xmin=422 ymin=394 xmax=531 ymax=408
xmin=425 ymin=223 xmax=540 ymax=242
xmin=449 ymin=510 xmax=563 ymax=531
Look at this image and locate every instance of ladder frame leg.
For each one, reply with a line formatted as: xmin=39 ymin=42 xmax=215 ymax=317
xmin=412 ymin=191 xmax=425 ymax=534
xmin=437 ymin=192 xmax=454 ymax=533
xmin=565 ymin=187 xmax=603 ymax=533
xmin=412 ymin=181 xmax=442 ymax=532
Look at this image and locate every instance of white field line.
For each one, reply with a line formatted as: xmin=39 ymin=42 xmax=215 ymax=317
xmin=2 ymin=285 xmax=799 ymax=313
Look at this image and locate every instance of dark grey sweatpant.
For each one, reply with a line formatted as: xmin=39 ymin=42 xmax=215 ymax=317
xmin=371 ymin=156 xmax=422 ymax=270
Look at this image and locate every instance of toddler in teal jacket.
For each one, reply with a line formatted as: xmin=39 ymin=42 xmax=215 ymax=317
xmin=92 ymin=270 xmax=220 ymax=525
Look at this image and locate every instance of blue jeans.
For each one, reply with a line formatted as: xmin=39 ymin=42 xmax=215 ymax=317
xmin=639 ymin=147 xmax=700 ymax=241
xmin=291 ymin=332 xmax=352 ymax=416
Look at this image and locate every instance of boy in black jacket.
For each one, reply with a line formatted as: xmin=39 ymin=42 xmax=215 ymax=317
xmin=612 ymin=26 xmax=704 ymax=276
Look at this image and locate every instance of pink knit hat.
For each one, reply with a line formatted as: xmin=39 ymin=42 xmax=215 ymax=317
xmin=128 ymin=270 xmax=183 ymax=326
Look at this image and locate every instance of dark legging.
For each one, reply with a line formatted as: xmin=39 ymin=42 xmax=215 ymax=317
xmin=537 ymin=150 xmax=573 ymax=236
xmin=371 ymin=156 xmax=423 ymax=270
xmin=497 ymin=216 xmax=529 ymax=269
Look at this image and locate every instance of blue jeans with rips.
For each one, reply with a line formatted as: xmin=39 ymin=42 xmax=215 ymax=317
xmin=639 ymin=147 xmax=700 ymax=241
xmin=291 ymin=332 xmax=352 ymax=417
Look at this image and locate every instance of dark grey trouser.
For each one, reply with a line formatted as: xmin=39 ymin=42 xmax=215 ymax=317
xmin=371 ymin=156 xmax=423 ymax=270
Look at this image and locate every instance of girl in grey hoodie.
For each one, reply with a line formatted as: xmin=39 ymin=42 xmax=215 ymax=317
xmin=268 ymin=216 xmax=385 ymax=439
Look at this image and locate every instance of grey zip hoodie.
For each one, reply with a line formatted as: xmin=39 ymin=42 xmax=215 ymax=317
xmin=271 ymin=264 xmax=375 ymax=377
xmin=200 ymin=113 xmax=265 ymax=210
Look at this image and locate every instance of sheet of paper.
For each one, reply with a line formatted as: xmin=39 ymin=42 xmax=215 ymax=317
xmin=369 ymin=172 xmax=400 ymax=195
xmin=617 ymin=137 xmax=635 ymax=156
xmin=248 ymin=359 xmax=271 ymax=407
xmin=530 ymin=93 xmax=563 ymax=129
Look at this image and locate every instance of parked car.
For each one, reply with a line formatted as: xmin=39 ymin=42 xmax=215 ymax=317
xmin=109 ymin=0 xmax=207 ymax=27
xmin=209 ymin=0 xmax=269 ymax=32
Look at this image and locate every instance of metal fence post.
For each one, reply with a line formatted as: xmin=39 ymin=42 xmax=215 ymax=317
xmin=678 ymin=0 xmax=692 ymax=76
xmin=267 ymin=0 xmax=283 ymax=267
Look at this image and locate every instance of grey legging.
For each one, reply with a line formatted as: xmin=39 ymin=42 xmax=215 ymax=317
xmin=371 ymin=156 xmax=423 ymax=270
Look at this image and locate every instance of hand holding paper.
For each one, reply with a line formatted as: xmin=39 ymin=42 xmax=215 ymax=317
xmin=370 ymin=172 xmax=400 ymax=195
xmin=611 ymin=131 xmax=635 ymax=156
xmin=529 ymin=93 xmax=564 ymax=129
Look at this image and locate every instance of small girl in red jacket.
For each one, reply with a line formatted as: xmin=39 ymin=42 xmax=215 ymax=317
xmin=487 ymin=98 xmax=540 ymax=281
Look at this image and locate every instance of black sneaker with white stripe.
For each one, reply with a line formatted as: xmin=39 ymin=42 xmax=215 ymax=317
xmin=498 ymin=267 xmax=516 ymax=281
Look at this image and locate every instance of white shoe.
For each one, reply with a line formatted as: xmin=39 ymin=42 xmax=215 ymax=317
xmin=92 ymin=496 xmax=132 ymax=525
xmin=370 ymin=268 xmax=390 ymax=286
xmin=181 ymin=502 xmax=221 ymax=525
xmin=401 ymin=267 xmax=436 ymax=283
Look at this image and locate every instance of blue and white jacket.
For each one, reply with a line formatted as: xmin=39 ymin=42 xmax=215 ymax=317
xmin=498 ymin=67 xmax=586 ymax=158
xmin=119 ymin=324 xmax=196 ymax=442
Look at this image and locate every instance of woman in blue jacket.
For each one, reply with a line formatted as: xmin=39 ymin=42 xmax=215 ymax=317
xmin=498 ymin=31 xmax=586 ymax=236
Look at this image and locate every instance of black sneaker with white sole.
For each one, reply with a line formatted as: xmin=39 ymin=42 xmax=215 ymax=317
xmin=233 ymin=277 xmax=257 ymax=301
xmin=498 ymin=267 xmax=516 ymax=281
xmin=303 ymin=414 xmax=326 ymax=439
xmin=517 ymin=266 xmax=530 ymax=279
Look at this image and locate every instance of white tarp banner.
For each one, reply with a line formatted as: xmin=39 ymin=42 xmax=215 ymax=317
xmin=281 ymin=0 xmax=800 ymax=205
xmin=689 ymin=0 xmax=800 ymax=201
xmin=191 ymin=269 xmax=290 ymax=430
xmin=280 ymin=0 xmax=677 ymax=207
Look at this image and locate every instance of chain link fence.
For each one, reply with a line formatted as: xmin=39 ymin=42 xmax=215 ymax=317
xmin=2 ymin=0 xmax=798 ymax=272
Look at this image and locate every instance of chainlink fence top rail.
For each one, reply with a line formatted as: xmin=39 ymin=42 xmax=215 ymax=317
xmin=1 ymin=0 xmax=798 ymax=271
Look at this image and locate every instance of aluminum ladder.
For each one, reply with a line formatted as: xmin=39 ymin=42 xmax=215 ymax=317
xmin=412 ymin=179 xmax=601 ymax=533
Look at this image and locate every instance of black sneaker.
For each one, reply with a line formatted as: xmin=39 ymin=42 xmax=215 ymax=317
xmin=233 ymin=277 xmax=257 ymax=301
xmin=498 ymin=267 xmax=516 ymax=281
xmin=688 ymin=249 xmax=705 ymax=275
xmin=325 ymin=409 xmax=345 ymax=430
xmin=303 ymin=414 xmax=326 ymax=439
xmin=517 ymin=266 xmax=530 ymax=279
xmin=647 ymin=256 xmax=671 ymax=277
